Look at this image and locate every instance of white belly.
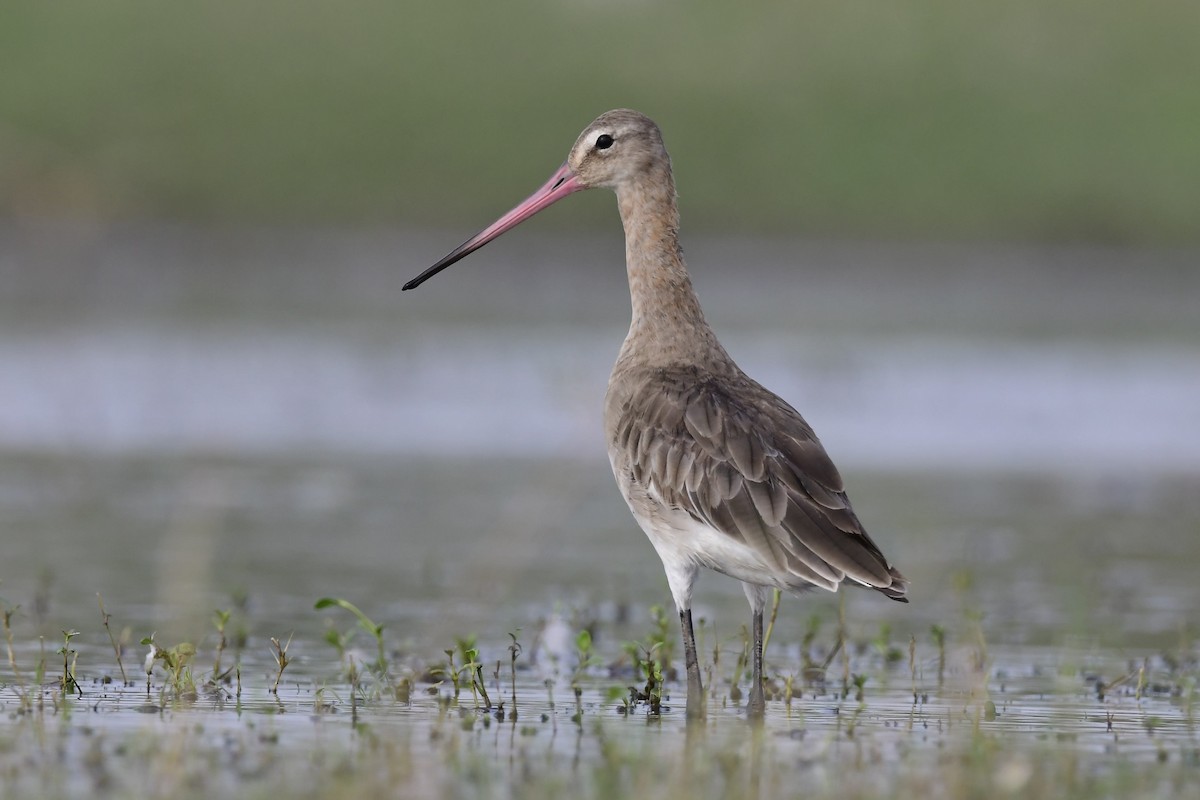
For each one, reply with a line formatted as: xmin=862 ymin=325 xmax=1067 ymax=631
xmin=611 ymin=457 xmax=787 ymax=610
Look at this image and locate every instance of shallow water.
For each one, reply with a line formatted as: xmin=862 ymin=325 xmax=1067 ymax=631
xmin=1 ymin=224 xmax=1198 ymax=797
xmin=2 ymin=630 xmax=1196 ymax=799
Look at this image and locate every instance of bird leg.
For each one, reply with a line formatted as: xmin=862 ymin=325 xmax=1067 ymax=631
xmin=742 ymin=582 xmax=769 ymax=717
xmin=679 ymin=607 xmax=705 ymax=719
xmin=748 ymin=606 xmax=766 ymax=717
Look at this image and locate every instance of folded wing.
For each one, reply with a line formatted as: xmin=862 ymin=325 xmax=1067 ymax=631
xmin=613 ymin=367 xmax=908 ymax=601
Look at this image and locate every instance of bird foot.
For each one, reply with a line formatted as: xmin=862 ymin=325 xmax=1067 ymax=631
xmin=746 ymin=679 xmax=766 ymax=719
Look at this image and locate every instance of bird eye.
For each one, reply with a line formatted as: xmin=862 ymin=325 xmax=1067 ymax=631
xmin=595 ymin=134 xmax=614 ymax=150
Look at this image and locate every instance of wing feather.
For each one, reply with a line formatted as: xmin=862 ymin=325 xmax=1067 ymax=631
xmin=608 ymin=366 xmax=907 ymax=599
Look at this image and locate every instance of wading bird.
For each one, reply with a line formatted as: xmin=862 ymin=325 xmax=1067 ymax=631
xmin=404 ymin=109 xmax=908 ymax=718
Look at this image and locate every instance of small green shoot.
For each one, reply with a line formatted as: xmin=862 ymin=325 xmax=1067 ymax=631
xmin=800 ymin=612 xmax=822 ymax=678
xmin=508 ymin=630 xmax=522 ymax=721
xmin=931 ymin=624 xmax=946 ymax=688
xmin=212 ymin=609 xmax=231 ymax=679
xmin=97 ymin=594 xmax=129 ymax=685
xmin=852 ymin=672 xmax=868 ymax=704
xmin=324 ymin=625 xmax=355 ymax=670
xmin=141 ymin=634 xmax=197 ymax=698
xmin=606 ymin=684 xmax=631 ymax=715
xmin=1 ymin=597 xmax=24 ymax=689
xmin=730 ymin=624 xmax=750 ymax=703
xmin=269 ymin=633 xmax=293 ymax=694
xmin=872 ymin=622 xmax=904 ymax=665
xmin=457 ymin=635 xmax=491 ymax=709
xmin=57 ymin=629 xmax=82 ymax=697
xmin=544 ymin=677 xmax=558 ymax=732
xmin=572 ymin=629 xmax=602 ymax=688
xmin=617 ymin=605 xmax=674 ymax=714
xmin=761 ymin=588 xmax=782 ymax=663
xmin=909 ymin=634 xmax=918 ymax=703
xmin=782 ymin=672 xmax=796 ymax=712
xmin=647 ymin=605 xmax=675 ymax=670
xmin=440 ymin=647 xmax=461 ymax=698
xmin=838 ymin=593 xmax=850 ymax=697
xmin=315 ymin=597 xmax=387 ymax=676
xmin=623 ymin=640 xmax=665 ymax=715
xmin=570 ymin=629 xmax=602 ymax=723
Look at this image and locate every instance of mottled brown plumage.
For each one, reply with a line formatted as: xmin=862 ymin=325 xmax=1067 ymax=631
xmin=405 ymin=109 xmax=907 ymax=720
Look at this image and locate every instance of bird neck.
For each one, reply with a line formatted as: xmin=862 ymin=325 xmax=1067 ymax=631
xmin=615 ymin=166 xmax=724 ymax=367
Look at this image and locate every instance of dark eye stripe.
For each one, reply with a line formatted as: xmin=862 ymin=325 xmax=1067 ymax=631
xmin=595 ymin=134 xmax=614 ymax=150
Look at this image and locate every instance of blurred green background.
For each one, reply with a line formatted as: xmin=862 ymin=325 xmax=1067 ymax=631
xmin=2 ymin=0 xmax=1197 ymax=242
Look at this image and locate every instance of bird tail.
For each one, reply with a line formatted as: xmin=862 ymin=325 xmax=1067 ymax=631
xmin=876 ymin=566 xmax=909 ymax=603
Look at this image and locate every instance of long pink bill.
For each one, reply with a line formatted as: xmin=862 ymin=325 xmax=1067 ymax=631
xmin=403 ymin=162 xmax=584 ymax=291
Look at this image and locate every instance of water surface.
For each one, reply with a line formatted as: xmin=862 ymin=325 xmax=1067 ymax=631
xmin=1 ymin=224 xmax=1197 ymax=798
